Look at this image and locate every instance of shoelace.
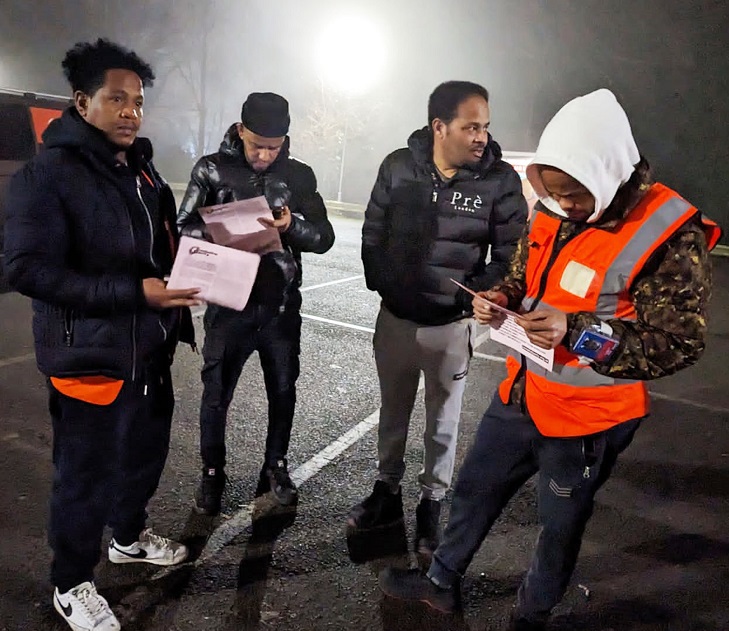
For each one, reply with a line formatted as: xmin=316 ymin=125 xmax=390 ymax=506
xmin=73 ymin=584 xmax=110 ymax=621
xmin=141 ymin=529 xmax=173 ymax=550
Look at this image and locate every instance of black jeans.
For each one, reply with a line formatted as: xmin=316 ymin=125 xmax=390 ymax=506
xmin=199 ymin=299 xmax=301 ymax=471
xmin=429 ymin=395 xmax=642 ymax=621
xmin=48 ymin=356 xmax=174 ymax=592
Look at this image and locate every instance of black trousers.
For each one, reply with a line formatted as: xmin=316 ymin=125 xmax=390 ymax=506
xmin=430 ymin=395 xmax=642 ymax=622
xmin=48 ymin=356 xmax=174 ymax=592
xmin=198 ymin=300 xmax=301 ymax=471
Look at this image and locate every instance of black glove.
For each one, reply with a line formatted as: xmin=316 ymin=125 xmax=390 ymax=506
xmin=179 ymin=216 xmax=213 ymax=242
xmin=264 ymin=179 xmax=292 ymax=218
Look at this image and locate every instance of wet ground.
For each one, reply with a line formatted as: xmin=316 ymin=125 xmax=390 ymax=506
xmin=0 ymin=215 xmax=727 ymax=631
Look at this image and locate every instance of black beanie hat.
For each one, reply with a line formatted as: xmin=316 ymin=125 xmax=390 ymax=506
xmin=240 ymin=92 xmax=290 ymax=137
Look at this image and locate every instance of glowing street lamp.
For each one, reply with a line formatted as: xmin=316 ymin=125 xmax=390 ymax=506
xmin=315 ymin=16 xmax=385 ymax=201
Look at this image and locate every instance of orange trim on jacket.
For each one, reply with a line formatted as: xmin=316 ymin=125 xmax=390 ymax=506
xmin=50 ymin=376 xmax=124 ymax=406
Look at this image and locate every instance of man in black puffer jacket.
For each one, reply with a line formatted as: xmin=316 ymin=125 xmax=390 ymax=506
xmin=3 ymin=39 xmax=200 ymax=631
xmin=178 ymin=92 xmax=334 ymax=514
xmin=347 ymin=81 xmax=527 ymax=560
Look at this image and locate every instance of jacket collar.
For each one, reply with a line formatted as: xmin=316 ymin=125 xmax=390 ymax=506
xmin=407 ymin=126 xmax=503 ymax=179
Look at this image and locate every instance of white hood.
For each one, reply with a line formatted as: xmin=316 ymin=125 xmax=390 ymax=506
xmin=526 ymin=89 xmax=640 ymax=223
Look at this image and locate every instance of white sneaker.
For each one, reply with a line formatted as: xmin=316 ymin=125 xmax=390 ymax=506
xmin=53 ymin=581 xmax=120 ymax=631
xmin=108 ymin=528 xmax=188 ymax=566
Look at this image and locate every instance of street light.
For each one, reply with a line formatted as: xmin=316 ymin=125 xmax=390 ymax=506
xmin=315 ymin=15 xmax=385 ymax=202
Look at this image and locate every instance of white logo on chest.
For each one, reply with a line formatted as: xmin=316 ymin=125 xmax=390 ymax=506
xmin=449 ymin=192 xmax=483 ymax=213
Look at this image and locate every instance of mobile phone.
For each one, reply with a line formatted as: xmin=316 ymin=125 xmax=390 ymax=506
xmin=572 ymin=328 xmax=619 ymax=362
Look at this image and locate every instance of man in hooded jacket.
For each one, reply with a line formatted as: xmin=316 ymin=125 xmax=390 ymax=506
xmin=378 ymin=89 xmax=721 ymax=630
xmin=347 ymin=81 xmax=527 ymax=558
xmin=3 ymin=39 xmax=200 ymax=631
xmin=177 ymin=92 xmax=335 ymax=514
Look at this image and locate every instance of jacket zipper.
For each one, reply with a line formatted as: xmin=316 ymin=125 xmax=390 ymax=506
xmin=137 ymin=176 xmax=170 ymax=355
xmin=137 ymin=176 xmax=156 ymax=268
xmin=430 ymin=170 xmax=441 ymax=202
xmin=127 ymin=205 xmax=138 ymax=382
xmin=63 ymin=308 xmax=74 ymax=346
xmin=509 ymin=220 xmax=574 ymax=406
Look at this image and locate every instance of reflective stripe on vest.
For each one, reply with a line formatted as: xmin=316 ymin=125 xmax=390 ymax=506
xmin=501 ymin=183 xmax=718 ymax=437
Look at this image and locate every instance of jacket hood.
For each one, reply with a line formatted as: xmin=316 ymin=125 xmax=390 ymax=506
xmin=218 ymin=122 xmax=290 ymax=165
xmin=407 ymin=126 xmax=503 ymax=175
xmin=42 ymin=106 xmax=153 ymax=168
xmin=526 ymin=89 xmax=640 ymax=223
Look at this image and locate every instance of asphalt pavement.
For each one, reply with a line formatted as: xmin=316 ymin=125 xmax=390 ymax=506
xmin=0 ymin=215 xmax=727 ymax=631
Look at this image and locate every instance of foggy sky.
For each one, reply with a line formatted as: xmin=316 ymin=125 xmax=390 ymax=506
xmin=1 ymin=0 xmax=727 ymax=238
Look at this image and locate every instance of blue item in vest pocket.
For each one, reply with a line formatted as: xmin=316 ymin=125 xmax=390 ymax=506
xmin=572 ymin=327 xmax=619 ymax=362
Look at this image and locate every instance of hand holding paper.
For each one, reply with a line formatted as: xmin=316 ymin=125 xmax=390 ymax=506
xmin=515 ymin=309 xmax=569 ymax=351
xmin=449 ymin=278 xmax=554 ymax=371
xmin=166 ymin=237 xmax=260 ymax=311
xmin=449 ymin=278 xmax=517 ymax=321
xmin=199 ymin=196 xmax=283 ymax=254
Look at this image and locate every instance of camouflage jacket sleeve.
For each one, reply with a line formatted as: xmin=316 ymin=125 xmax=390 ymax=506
xmin=489 ymin=227 xmax=530 ymax=309
xmin=566 ymin=218 xmax=712 ymax=380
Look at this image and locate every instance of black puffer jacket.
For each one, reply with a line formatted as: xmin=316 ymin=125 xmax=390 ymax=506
xmin=3 ymin=107 xmax=193 ymax=379
xmin=177 ymin=124 xmax=335 ymax=300
xmin=362 ymin=127 xmax=527 ymax=325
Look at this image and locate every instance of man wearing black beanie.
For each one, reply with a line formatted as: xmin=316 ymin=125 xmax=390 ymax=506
xmin=178 ymin=91 xmax=335 ymax=513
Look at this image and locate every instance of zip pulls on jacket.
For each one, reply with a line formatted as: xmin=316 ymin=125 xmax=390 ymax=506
xmin=136 ymin=175 xmax=156 ymax=269
xmin=430 ymin=170 xmax=441 ymax=203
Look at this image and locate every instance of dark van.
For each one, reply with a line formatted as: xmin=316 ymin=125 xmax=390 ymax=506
xmin=0 ymin=88 xmax=71 ymax=292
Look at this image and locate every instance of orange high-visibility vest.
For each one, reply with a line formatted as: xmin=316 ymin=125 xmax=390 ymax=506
xmin=499 ymin=183 xmax=722 ymax=437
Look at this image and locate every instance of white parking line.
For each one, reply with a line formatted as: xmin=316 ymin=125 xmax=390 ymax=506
xmin=301 ymin=313 xmax=375 ymax=334
xmin=196 ymin=377 xmax=425 ymax=564
xmin=474 ymin=351 xmax=506 ymax=363
xmin=0 ymin=353 xmax=35 ymax=369
xmin=300 ymin=275 xmax=363 ymax=292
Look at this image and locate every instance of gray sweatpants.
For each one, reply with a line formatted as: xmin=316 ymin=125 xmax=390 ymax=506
xmin=374 ymin=305 xmax=474 ymax=501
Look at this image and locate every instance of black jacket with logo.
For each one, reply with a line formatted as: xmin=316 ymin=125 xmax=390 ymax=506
xmin=362 ymin=127 xmax=527 ymax=326
xmin=177 ymin=124 xmax=335 ymax=300
xmin=3 ymin=107 xmax=193 ymax=379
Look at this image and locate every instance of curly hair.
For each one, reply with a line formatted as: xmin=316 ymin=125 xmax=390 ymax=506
xmin=62 ymin=38 xmax=155 ymax=95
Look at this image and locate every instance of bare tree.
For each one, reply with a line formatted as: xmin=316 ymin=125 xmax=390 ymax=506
xmin=293 ymin=79 xmax=380 ymax=201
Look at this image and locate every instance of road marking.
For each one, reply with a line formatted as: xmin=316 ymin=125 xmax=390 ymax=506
xmin=473 ymin=329 xmax=490 ymax=348
xmin=196 ymin=377 xmax=425 ymax=564
xmin=300 ymin=275 xmax=363 ymax=292
xmin=474 ymin=351 xmax=506 ymax=363
xmin=650 ymin=391 xmax=729 ymax=415
xmin=0 ymin=353 xmax=35 ymax=369
xmin=301 ymin=313 xmax=375 ymax=334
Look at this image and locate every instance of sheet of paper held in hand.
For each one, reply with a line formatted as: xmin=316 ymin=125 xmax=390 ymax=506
xmin=167 ymin=236 xmax=260 ymax=311
xmin=198 ymin=196 xmax=283 ymax=255
xmin=449 ymin=278 xmax=554 ymax=371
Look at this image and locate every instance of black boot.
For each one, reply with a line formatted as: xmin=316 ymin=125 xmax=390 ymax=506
xmin=379 ymin=567 xmax=461 ymax=614
xmin=194 ymin=467 xmax=226 ymax=516
xmin=347 ymin=480 xmax=404 ymax=531
xmin=415 ymin=498 xmax=442 ymax=559
xmin=256 ymin=460 xmax=298 ymax=506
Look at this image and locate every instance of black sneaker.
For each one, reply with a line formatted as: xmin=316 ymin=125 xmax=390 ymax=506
xmin=194 ymin=467 xmax=226 ymax=516
xmin=379 ymin=567 xmax=461 ymax=614
xmin=415 ymin=498 xmax=442 ymax=559
xmin=346 ymin=480 xmax=404 ymax=531
xmin=256 ymin=461 xmax=298 ymax=506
